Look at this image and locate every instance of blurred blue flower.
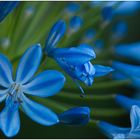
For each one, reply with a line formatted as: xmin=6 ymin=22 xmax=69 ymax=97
xmin=112 ymin=71 xmax=127 ymax=81
xmin=0 ymin=44 xmax=65 ymax=137
xmin=94 ymin=39 xmax=104 ymax=50
xmin=45 ymin=20 xmax=66 ymax=55
xmin=69 ymin=16 xmax=83 ymax=32
xmin=0 ymin=1 xmax=19 ymax=22
xmin=101 ymin=6 xmax=114 ymax=22
xmin=112 ymin=21 xmax=128 ymax=39
xmin=98 ymin=105 xmax=140 ymax=139
xmin=58 ymin=107 xmax=90 ymax=126
xmin=65 ymin=2 xmax=80 ymax=15
xmin=115 ymin=94 xmax=140 ymax=111
xmin=114 ymin=42 xmax=140 ymax=62
xmin=112 ymin=61 xmax=140 ymax=88
xmin=115 ymin=1 xmax=140 ymax=16
xmin=84 ymin=29 xmax=96 ymax=40
xmin=101 ymin=1 xmax=140 ymax=23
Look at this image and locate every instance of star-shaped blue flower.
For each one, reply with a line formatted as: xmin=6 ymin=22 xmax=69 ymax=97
xmin=98 ymin=105 xmax=140 ymax=139
xmin=0 ymin=44 xmax=65 ymax=137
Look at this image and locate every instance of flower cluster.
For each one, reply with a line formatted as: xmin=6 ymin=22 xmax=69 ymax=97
xmin=1 ymin=1 xmax=140 ymax=139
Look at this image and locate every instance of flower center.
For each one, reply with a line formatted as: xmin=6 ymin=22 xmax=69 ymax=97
xmin=7 ymin=83 xmax=23 ymax=105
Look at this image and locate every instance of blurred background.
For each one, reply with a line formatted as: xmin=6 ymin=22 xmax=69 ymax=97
xmin=0 ymin=1 xmax=140 ymax=138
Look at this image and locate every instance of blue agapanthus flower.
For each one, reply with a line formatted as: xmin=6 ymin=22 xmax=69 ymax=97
xmin=0 ymin=44 xmax=65 ymax=137
xmin=45 ymin=20 xmax=113 ymax=96
xmin=98 ymin=105 xmax=140 ymax=139
xmin=59 ymin=107 xmax=90 ymax=126
xmin=114 ymin=42 xmax=140 ymax=62
xmin=0 ymin=1 xmax=19 ymax=22
xmin=49 ymin=44 xmax=113 ymax=87
xmin=49 ymin=44 xmax=96 ymax=86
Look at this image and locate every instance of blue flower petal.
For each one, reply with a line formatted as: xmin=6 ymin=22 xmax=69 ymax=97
xmin=128 ymin=131 xmax=140 ymax=139
xmin=21 ymin=94 xmax=59 ymax=126
xmin=114 ymin=134 xmax=126 ymax=139
xmin=98 ymin=121 xmax=130 ymax=139
xmin=0 ymin=89 xmax=9 ymax=102
xmin=45 ymin=20 xmax=66 ymax=54
xmin=94 ymin=65 xmax=114 ymax=77
xmin=75 ymin=62 xmax=95 ymax=86
xmin=114 ymin=42 xmax=140 ymax=62
xmin=130 ymin=105 xmax=140 ymax=134
xmin=115 ymin=94 xmax=140 ymax=111
xmin=52 ymin=44 xmax=95 ymax=65
xmin=0 ymin=94 xmax=6 ymax=103
xmin=78 ymin=44 xmax=96 ymax=59
xmin=15 ymin=44 xmax=42 ymax=84
xmin=0 ymin=1 xmax=19 ymax=22
xmin=112 ymin=61 xmax=140 ymax=79
xmin=23 ymin=70 xmax=65 ymax=97
xmin=83 ymin=62 xmax=95 ymax=86
xmin=0 ymin=54 xmax=13 ymax=88
xmin=58 ymin=107 xmax=90 ymax=126
xmin=0 ymin=102 xmax=20 ymax=137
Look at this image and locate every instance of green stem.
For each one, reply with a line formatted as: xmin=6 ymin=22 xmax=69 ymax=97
xmin=32 ymin=96 xmax=126 ymax=118
xmin=55 ymin=91 xmax=114 ymax=101
xmin=63 ymin=80 xmax=131 ymax=91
